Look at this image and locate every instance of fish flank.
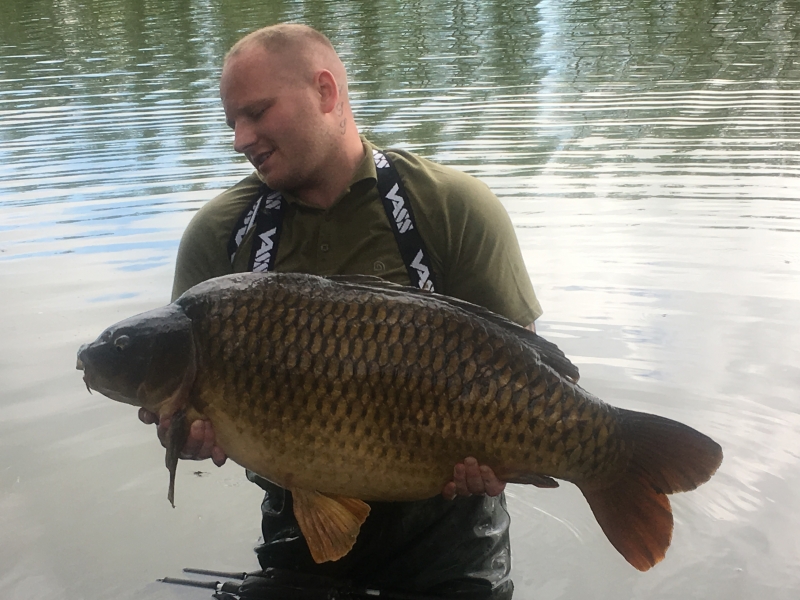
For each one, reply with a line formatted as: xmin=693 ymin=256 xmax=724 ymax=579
xmin=80 ymin=272 xmax=722 ymax=570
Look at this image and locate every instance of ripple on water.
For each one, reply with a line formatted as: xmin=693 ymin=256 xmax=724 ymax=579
xmin=1 ymin=0 xmax=800 ymax=598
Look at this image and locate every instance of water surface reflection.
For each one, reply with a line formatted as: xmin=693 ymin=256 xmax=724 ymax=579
xmin=1 ymin=0 xmax=799 ymax=598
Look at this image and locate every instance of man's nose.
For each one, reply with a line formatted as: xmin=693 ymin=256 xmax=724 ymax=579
xmin=233 ymin=123 xmax=256 ymax=153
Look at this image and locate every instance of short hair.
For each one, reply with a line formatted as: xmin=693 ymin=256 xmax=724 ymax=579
xmin=225 ymin=23 xmax=337 ymax=65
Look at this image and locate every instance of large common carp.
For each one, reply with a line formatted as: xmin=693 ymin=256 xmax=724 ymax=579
xmin=76 ymin=273 xmax=722 ymax=571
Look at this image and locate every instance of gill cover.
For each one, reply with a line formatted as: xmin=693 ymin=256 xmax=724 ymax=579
xmin=77 ymin=304 xmax=196 ymax=414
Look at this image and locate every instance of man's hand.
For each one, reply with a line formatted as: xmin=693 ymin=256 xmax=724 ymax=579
xmin=138 ymin=408 xmax=227 ymax=467
xmin=442 ymin=457 xmax=506 ymax=500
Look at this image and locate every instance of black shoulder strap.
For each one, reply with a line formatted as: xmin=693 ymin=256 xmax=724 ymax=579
xmin=372 ymin=149 xmax=439 ymax=292
xmin=227 ymin=151 xmax=439 ymax=292
xmin=227 ymin=183 xmax=285 ymax=273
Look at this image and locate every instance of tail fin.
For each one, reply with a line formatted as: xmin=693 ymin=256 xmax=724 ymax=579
xmin=579 ymin=410 xmax=722 ymax=571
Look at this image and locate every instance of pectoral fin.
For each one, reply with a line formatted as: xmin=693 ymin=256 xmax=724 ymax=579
xmin=291 ymin=489 xmax=371 ymax=563
xmin=164 ymin=409 xmax=189 ymax=507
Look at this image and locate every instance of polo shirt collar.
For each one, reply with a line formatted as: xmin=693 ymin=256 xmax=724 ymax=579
xmin=254 ymin=137 xmax=378 ymax=210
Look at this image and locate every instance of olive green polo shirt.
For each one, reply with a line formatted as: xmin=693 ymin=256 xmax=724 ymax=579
xmin=172 ymin=138 xmax=542 ymax=326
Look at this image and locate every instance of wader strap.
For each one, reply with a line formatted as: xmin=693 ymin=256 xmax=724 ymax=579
xmin=372 ymin=149 xmax=438 ymax=292
xmin=227 ymin=183 xmax=285 ymax=273
xmin=227 ymin=149 xmax=439 ymax=292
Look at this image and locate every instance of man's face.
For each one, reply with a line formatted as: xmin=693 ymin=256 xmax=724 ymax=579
xmin=220 ymin=45 xmax=326 ymax=192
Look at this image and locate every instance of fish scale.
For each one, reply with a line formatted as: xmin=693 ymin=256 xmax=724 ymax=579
xmin=189 ymin=276 xmax=613 ymax=497
xmin=77 ymin=272 xmax=722 ymax=570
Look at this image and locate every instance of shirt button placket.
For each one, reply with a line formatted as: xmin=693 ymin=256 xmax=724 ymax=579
xmin=318 ymin=219 xmax=331 ymax=265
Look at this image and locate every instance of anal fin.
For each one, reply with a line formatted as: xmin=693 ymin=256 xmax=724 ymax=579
xmin=511 ymin=474 xmax=560 ymax=488
xmin=291 ymin=489 xmax=371 ymax=563
xmin=496 ymin=468 xmax=560 ymax=488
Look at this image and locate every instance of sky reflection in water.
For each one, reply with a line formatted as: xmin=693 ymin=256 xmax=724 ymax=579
xmin=0 ymin=0 xmax=799 ymax=598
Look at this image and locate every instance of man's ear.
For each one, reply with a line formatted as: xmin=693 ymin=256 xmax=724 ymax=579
xmin=316 ymin=69 xmax=339 ymax=114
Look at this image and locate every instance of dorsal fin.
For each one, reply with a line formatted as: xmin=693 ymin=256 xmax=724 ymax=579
xmin=324 ymin=275 xmax=580 ymax=382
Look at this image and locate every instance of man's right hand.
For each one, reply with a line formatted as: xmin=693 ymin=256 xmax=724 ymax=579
xmin=138 ymin=408 xmax=228 ymax=467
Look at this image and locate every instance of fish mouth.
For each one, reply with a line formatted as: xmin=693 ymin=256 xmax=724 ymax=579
xmin=76 ymin=344 xmax=92 ymax=393
xmin=76 ymin=343 xmax=89 ymax=371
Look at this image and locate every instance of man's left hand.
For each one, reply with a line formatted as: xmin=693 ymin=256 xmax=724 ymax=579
xmin=442 ymin=457 xmax=506 ymax=500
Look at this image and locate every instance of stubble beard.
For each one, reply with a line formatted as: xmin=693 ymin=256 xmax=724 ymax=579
xmin=262 ymin=123 xmax=339 ymax=201
xmin=262 ymin=152 xmax=321 ymax=198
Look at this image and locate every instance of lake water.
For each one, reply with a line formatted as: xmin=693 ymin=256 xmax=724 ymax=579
xmin=1 ymin=0 xmax=799 ymax=598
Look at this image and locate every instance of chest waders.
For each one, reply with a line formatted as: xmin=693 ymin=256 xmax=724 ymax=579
xmin=227 ymin=149 xmax=439 ymax=291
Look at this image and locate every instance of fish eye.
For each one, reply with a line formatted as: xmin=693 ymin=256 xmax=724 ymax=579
xmin=114 ymin=335 xmax=131 ymax=352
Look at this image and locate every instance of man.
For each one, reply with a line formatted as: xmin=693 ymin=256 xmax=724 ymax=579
xmin=140 ymin=23 xmax=543 ymax=598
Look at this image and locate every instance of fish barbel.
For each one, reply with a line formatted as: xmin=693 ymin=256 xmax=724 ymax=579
xmin=76 ymin=272 xmax=722 ymax=570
